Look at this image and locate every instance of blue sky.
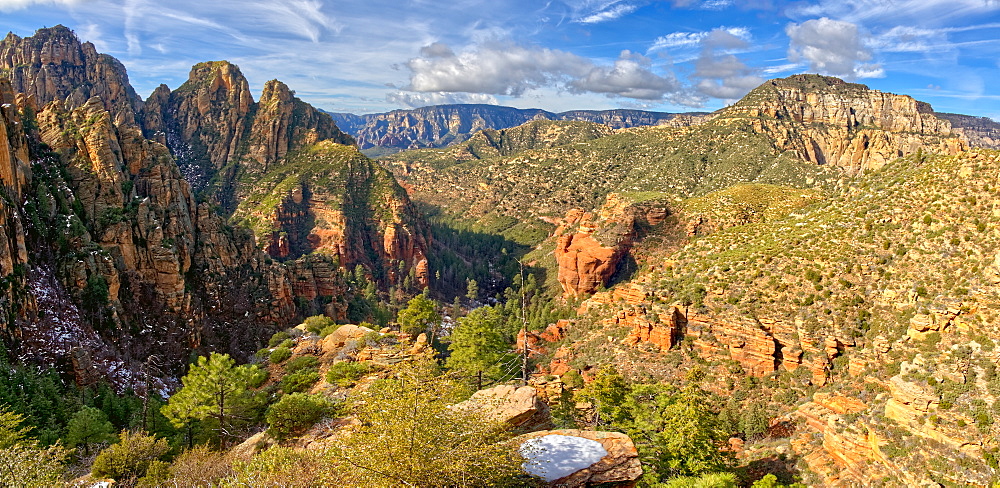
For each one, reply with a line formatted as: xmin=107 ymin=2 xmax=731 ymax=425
xmin=3 ymin=0 xmax=1000 ymax=118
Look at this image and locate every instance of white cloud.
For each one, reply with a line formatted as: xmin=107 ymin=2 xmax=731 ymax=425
xmin=576 ymin=3 xmax=638 ymax=23
xmin=406 ymin=42 xmax=591 ymax=96
xmin=0 ymin=0 xmax=77 ymax=11
xmin=692 ymin=29 xmax=763 ymax=100
xmin=648 ymin=26 xmax=750 ymax=53
xmin=786 ymin=17 xmax=883 ymax=79
xmin=569 ymin=51 xmax=683 ymax=100
xmin=386 ymin=91 xmax=498 ymax=108
xmin=403 ymin=42 xmax=689 ymax=102
xmin=788 ymin=0 xmax=1000 ymax=24
xmin=252 ymin=0 xmax=341 ymax=42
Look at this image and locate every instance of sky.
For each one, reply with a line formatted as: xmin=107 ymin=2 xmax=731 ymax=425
xmin=2 ymin=0 xmax=1000 ymax=118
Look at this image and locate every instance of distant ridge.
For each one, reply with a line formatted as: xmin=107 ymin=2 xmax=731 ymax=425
xmin=327 ymin=104 xmax=710 ymax=153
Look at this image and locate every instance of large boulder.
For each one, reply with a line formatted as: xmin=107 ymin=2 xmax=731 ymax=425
xmin=455 ymin=385 xmax=553 ymax=433
xmin=519 ymin=429 xmax=642 ymax=487
xmin=321 ymin=324 xmax=374 ymax=355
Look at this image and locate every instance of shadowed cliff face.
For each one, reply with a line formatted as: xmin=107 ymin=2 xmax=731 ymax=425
xmin=0 ymin=27 xmax=416 ymax=386
xmin=140 ymin=61 xmax=354 ymax=207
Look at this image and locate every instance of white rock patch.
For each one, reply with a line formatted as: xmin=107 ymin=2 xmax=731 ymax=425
xmin=520 ymin=434 xmax=608 ymax=482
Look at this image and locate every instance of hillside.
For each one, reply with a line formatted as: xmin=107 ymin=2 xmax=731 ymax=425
xmin=4 ymin=24 xmax=1000 ymax=488
xmin=539 ymin=149 xmax=1000 ymax=486
xmin=328 ymin=103 xmax=710 ymax=153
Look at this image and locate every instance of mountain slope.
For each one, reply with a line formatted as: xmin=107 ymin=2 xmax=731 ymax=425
xmin=387 ymin=75 xmax=966 ymax=250
xmin=552 ymin=149 xmax=1000 ymax=486
xmin=328 ymin=103 xmax=710 ymax=152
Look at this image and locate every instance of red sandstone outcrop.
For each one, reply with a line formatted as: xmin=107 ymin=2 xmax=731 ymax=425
xmin=554 ymin=194 xmax=669 ymax=297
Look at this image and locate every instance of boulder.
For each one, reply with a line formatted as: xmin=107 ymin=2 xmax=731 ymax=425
xmin=455 ymin=384 xmax=553 ymax=433
xmin=519 ymin=429 xmax=642 ymax=487
xmin=321 ymin=324 xmax=374 ymax=354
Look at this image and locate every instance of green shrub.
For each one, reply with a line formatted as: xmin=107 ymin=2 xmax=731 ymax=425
xmin=266 ymin=393 xmax=336 ymax=440
xmin=326 ymin=361 xmax=371 ymax=386
xmin=280 ymin=369 xmax=321 ymax=394
xmin=268 ymin=331 xmax=291 ymax=348
xmin=285 ymin=355 xmax=319 ymax=373
xmin=269 ymin=347 xmax=292 ymax=364
xmin=561 ymin=370 xmax=584 ymax=389
xmin=302 ymin=315 xmax=335 ymax=335
xmin=92 ymin=430 xmax=169 ymax=481
xmin=280 ymin=339 xmax=294 ymax=349
xmin=136 ymin=460 xmax=170 ymax=487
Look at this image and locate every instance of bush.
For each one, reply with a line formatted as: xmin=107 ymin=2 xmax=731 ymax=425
xmin=269 ymin=347 xmax=292 ymax=364
xmin=661 ymin=472 xmax=737 ymax=487
xmin=285 ymin=355 xmax=319 ymax=373
xmin=225 ymin=446 xmax=328 ymax=487
xmin=561 ymin=370 xmax=584 ymax=389
xmin=92 ymin=430 xmax=170 ymax=481
xmin=163 ymin=445 xmax=235 ymax=486
xmin=280 ymin=369 xmax=321 ymax=394
xmin=136 ymin=460 xmax=170 ymax=487
xmin=319 ymin=324 xmax=340 ymax=338
xmin=268 ymin=331 xmax=291 ymax=348
xmin=266 ymin=393 xmax=337 ymax=440
xmin=326 ymin=361 xmax=371 ymax=387
xmin=303 ymin=315 xmax=335 ymax=335
xmin=0 ymin=443 xmax=70 ymax=487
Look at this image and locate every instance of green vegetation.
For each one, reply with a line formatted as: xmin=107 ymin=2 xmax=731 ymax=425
xmin=265 ymin=393 xmax=336 ymax=441
xmin=65 ymin=406 xmax=115 ymax=454
xmin=91 ymin=429 xmax=169 ymax=482
xmin=325 ymin=361 xmax=372 ymax=387
xmin=447 ymin=305 xmax=520 ymax=389
xmin=396 ymin=291 xmax=442 ymax=336
xmin=161 ymin=353 xmax=266 ymax=449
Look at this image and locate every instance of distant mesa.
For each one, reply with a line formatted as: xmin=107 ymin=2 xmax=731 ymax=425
xmin=327 ymin=104 xmax=712 ymax=154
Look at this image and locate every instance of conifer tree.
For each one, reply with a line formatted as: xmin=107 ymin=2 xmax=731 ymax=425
xmin=161 ymin=353 xmax=264 ymax=449
xmin=66 ymin=406 xmax=115 ymax=454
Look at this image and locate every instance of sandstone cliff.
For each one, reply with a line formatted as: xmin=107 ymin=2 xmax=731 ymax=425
xmin=724 ymin=74 xmax=967 ymax=173
xmin=0 ymin=27 xmax=389 ymax=385
xmin=937 ymin=112 xmax=1000 ymax=149
xmin=232 ymin=140 xmax=430 ymax=286
xmin=0 ymin=25 xmax=143 ymax=127
xmin=140 ymin=60 xmax=353 ymax=202
xmin=552 ymin=193 xmax=670 ymax=297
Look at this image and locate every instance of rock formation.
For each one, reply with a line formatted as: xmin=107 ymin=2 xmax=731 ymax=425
xmin=726 ymin=74 xmax=967 ymax=173
xmin=518 ymin=429 xmax=643 ymax=487
xmin=455 ymin=384 xmax=553 ymax=433
xmin=140 ymin=60 xmax=353 ymax=202
xmin=554 ymin=194 xmax=669 ymax=297
xmin=0 ymin=25 xmax=142 ymax=127
xmin=0 ymin=27 xmax=399 ymax=384
xmin=937 ymin=112 xmax=1000 ymax=149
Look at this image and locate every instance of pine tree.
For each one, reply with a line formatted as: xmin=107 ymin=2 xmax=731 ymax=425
xmin=161 ymin=353 xmax=264 ymax=449
xmin=66 ymin=406 xmax=115 ymax=454
xmin=396 ymin=290 xmax=441 ymax=337
xmin=446 ymin=305 xmax=517 ymax=389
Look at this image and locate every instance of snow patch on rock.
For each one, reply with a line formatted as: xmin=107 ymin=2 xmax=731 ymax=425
xmin=520 ymin=434 xmax=608 ymax=482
